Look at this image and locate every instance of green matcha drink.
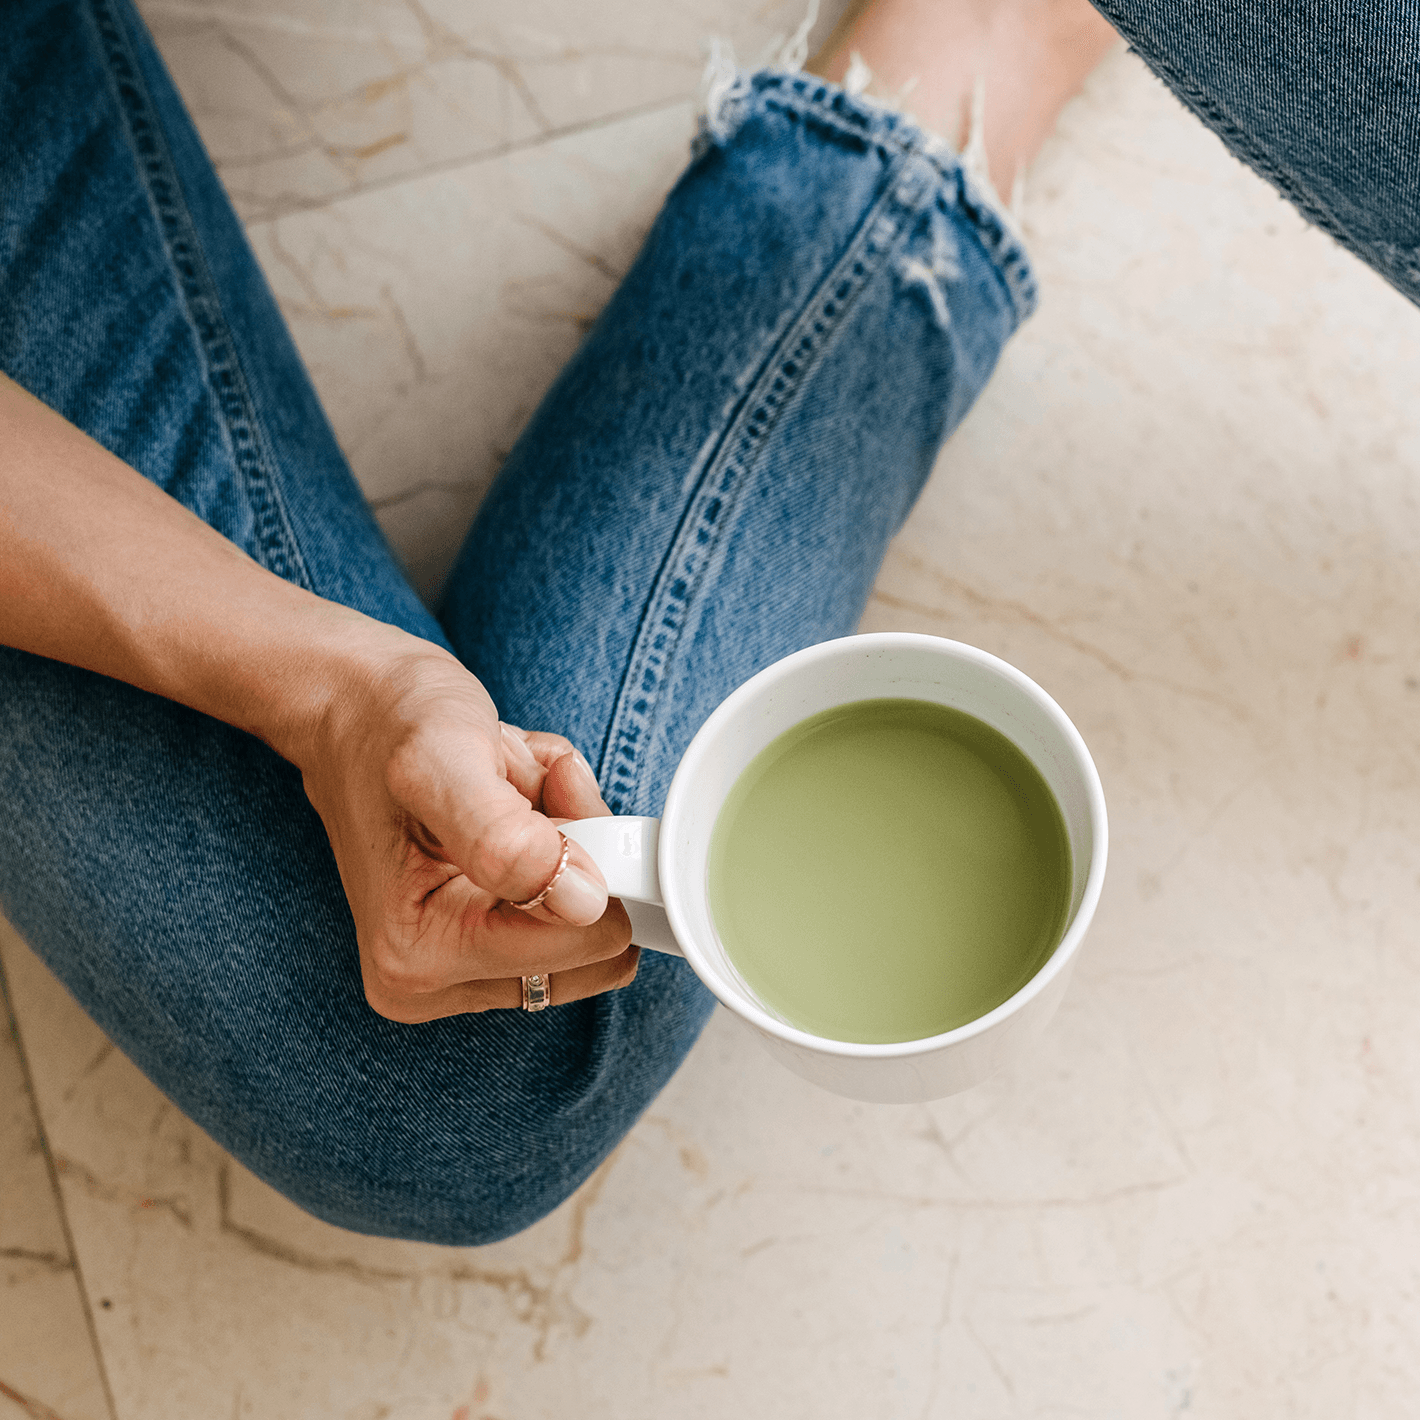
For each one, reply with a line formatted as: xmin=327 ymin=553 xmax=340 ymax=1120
xmin=707 ymin=698 xmax=1072 ymax=1044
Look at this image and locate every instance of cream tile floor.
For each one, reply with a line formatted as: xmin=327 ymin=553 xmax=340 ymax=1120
xmin=4 ymin=2 xmax=1420 ymax=1417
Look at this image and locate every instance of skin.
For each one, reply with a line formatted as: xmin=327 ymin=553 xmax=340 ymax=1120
xmin=0 ymin=373 xmax=637 ymax=1023
xmin=812 ymin=0 xmax=1119 ymax=198
xmin=0 ymin=0 xmax=1116 ymax=1024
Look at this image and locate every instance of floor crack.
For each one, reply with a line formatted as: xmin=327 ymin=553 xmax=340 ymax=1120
xmin=0 ymin=1378 xmax=77 ymax=1420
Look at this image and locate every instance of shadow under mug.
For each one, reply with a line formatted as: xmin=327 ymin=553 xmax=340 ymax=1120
xmin=564 ymin=632 xmax=1108 ymax=1103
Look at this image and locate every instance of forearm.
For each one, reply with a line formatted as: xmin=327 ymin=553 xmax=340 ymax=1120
xmin=1 ymin=372 xmax=623 ymax=1010
xmin=0 ymin=372 xmax=413 ymax=763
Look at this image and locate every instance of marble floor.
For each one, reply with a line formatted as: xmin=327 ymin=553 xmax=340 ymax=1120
xmin=4 ymin=2 xmax=1420 ymax=1417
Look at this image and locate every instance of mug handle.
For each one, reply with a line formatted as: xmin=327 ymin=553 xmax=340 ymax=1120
xmin=561 ymin=817 xmax=683 ymax=957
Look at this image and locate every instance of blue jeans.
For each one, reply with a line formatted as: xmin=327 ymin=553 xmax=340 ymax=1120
xmin=0 ymin=0 xmax=1029 ymax=1244
xmin=0 ymin=0 xmax=1412 ymax=1246
xmin=1092 ymin=0 xmax=1420 ymax=308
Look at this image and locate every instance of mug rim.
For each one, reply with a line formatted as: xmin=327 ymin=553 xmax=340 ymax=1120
xmin=659 ymin=631 xmax=1109 ymax=1060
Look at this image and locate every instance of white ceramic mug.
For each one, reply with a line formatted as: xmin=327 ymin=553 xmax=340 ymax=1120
xmin=563 ymin=632 xmax=1107 ymax=1103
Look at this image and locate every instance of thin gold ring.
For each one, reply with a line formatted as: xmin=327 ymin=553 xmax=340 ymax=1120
xmin=521 ymin=973 xmax=551 ymax=1012
xmin=509 ymin=832 xmax=571 ymax=912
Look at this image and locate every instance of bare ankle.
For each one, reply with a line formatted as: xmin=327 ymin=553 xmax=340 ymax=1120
xmin=809 ymin=0 xmax=1118 ymax=196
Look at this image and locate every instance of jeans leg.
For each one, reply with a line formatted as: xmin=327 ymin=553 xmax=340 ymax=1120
xmin=1091 ymin=0 xmax=1420 ymax=307
xmin=0 ymin=0 xmax=438 ymax=634
xmin=440 ymin=72 xmax=1034 ymax=1166
xmin=443 ymin=72 xmax=1033 ymax=813
xmin=0 ymin=0 xmax=552 ymax=1242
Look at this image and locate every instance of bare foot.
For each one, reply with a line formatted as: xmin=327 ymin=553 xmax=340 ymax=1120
xmin=810 ymin=0 xmax=1119 ymax=196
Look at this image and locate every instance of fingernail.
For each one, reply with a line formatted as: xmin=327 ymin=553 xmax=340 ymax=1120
xmin=570 ymin=751 xmax=603 ymax=798
xmin=547 ymin=865 xmax=606 ymax=924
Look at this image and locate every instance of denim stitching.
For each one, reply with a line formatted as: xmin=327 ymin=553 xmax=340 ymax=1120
xmin=596 ymin=144 xmax=946 ymax=811
xmin=86 ymin=0 xmax=314 ymax=588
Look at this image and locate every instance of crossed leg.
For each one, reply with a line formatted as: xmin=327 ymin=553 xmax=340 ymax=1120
xmin=0 ymin=0 xmax=1076 ymax=1243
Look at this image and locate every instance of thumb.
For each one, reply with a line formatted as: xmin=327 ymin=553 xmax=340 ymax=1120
xmin=412 ymin=735 xmax=610 ymax=926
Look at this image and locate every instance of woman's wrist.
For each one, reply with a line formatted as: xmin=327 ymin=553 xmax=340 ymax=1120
xmin=1 ymin=374 xmax=445 ymax=765
xmin=193 ymin=583 xmax=440 ymax=773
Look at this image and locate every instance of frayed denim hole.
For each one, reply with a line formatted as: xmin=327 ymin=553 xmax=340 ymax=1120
xmin=893 ymin=204 xmax=964 ymax=331
xmin=694 ymin=42 xmax=753 ymax=155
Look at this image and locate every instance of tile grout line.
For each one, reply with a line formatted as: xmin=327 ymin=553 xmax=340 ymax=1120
xmin=0 ymin=955 xmax=121 ymax=1420
xmin=240 ymin=93 xmax=694 ymax=228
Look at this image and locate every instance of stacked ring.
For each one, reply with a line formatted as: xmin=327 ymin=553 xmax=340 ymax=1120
xmin=509 ymin=832 xmax=571 ymax=912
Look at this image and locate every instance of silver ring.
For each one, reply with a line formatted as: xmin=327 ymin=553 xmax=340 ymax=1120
xmin=509 ymin=832 xmax=571 ymax=912
xmin=521 ymin=973 xmax=551 ymax=1012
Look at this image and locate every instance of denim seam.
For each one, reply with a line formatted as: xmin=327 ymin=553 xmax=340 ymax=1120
xmin=595 ymin=145 xmax=949 ymax=810
xmin=85 ymin=0 xmax=315 ymax=589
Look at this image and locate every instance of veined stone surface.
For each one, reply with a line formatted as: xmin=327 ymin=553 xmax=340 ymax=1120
xmin=0 ymin=971 xmax=112 ymax=1420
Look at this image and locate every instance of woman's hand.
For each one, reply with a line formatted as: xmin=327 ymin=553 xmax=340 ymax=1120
xmin=1 ymin=376 xmax=633 ymax=1020
xmin=296 ymin=629 xmax=637 ymax=1023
